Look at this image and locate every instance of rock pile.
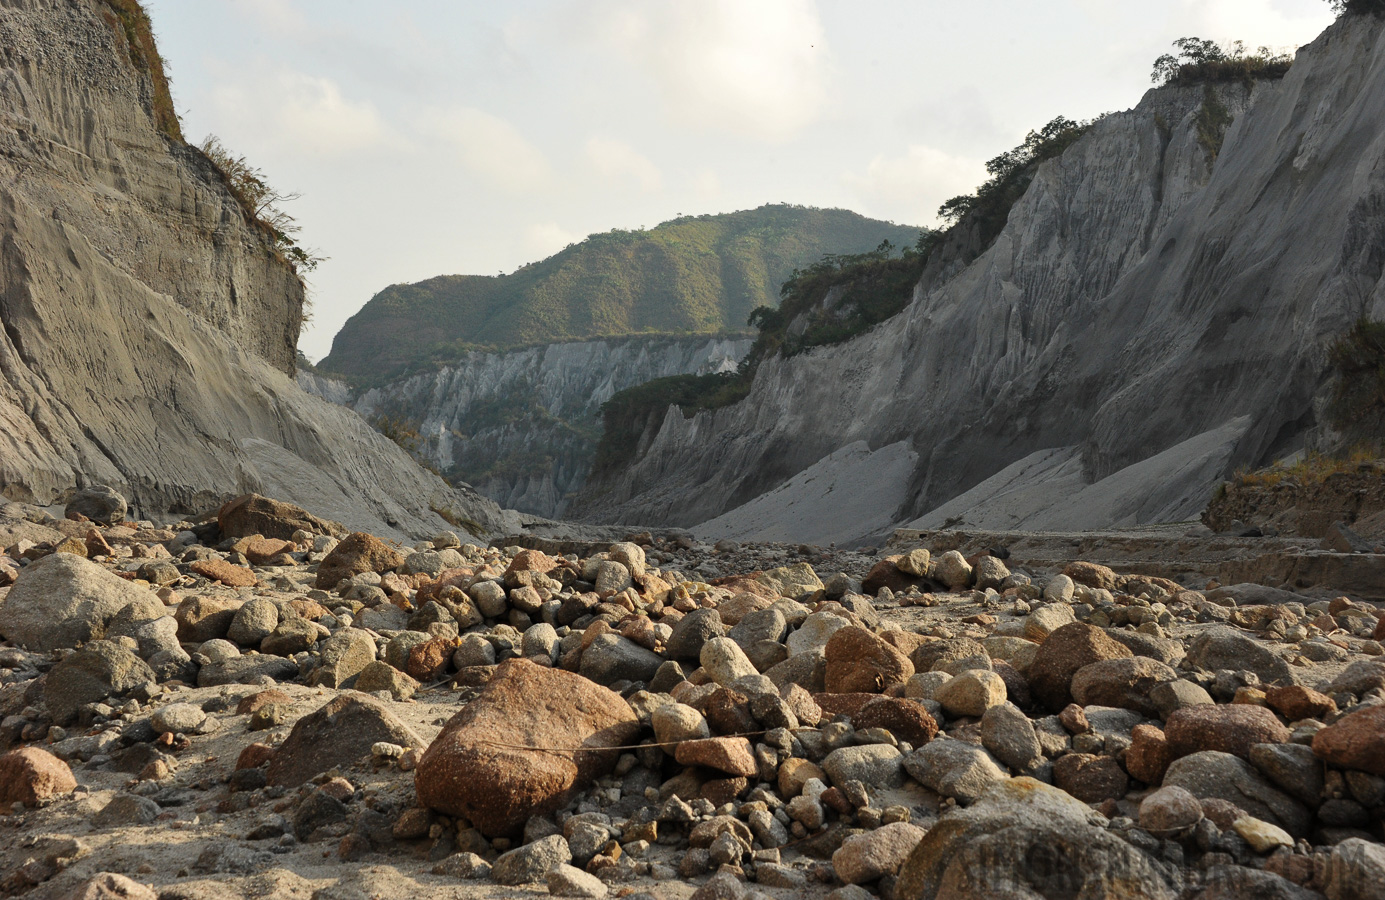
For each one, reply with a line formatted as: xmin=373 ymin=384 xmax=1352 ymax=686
xmin=0 ymin=492 xmax=1382 ymax=899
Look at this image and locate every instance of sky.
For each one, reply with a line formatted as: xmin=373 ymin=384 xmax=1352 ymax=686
xmin=141 ymin=0 xmax=1338 ymax=361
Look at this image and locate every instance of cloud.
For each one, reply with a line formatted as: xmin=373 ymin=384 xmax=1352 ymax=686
xmin=585 ymin=137 xmax=663 ymax=191
xmin=1175 ymin=0 xmax=1334 ymax=49
xmin=206 ymin=64 xmax=390 ymax=157
xmin=425 ymin=108 xmax=552 ymax=192
xmin=844 ymin=145 xmax=988 ymax=227
xmin=525 ymin=222 xmax=582 ymax=258
xmin=595 ymin=0 xmax=830 ymax=141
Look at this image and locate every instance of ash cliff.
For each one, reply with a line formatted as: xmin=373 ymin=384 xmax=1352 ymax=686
xmin=574 ymin=17 xmax=1385 ymax=543
xmin=0 ymin=0 xmax=518 ymax=539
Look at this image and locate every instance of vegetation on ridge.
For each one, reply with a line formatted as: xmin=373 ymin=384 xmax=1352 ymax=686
xmin=1330 ymin=0 xmax=1385 ymax=17
xmin=319 ymin=205 xmax=921 ymax=383
xmin=1151 ymin=38 xmax=1293 ymax=88
xmin=96 ymin=0 xmax=182 ymax=140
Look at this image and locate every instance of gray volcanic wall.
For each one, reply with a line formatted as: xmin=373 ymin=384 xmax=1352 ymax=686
xmin=0 ymin=0 xmax=518 ymax=539
xmin=573 ymin=17 xmax=1385 ymax=538
xmin=309 ymin=336 xmax=751 ymax=519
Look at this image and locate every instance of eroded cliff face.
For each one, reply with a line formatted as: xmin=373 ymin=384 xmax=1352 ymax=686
xmin=323 ymin=337 xmax=751 ymax=519
xmin=574 ymin=17 xmax=1385 ymax=541
xmin=0 ymin=0 xmax=519 ymax=539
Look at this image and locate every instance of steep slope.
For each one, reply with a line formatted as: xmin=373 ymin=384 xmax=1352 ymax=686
xmin=319 ymin=205 xmax=920 ymax=383
xmin=0 ymin=0 xmax=519 ymax=539
xmin=336 ymin=336 xmax=751 ymax=519
xmin=573 ymin=16 xmax=1385 ymax=541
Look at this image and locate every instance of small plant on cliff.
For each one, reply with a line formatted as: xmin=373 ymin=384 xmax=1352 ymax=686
xmin=1327 ymin=318 xmax=1385 ymax=426
xmin=1329 ymin=0 xmax=1385 ymax=16
xmin=1151 ymin=38 xmax=1293 ymax=87
xmin=198 ymin=136 xmax=324 ymax=276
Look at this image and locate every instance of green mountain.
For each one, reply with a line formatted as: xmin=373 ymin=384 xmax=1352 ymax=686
xmin=319 ymin=204 xmax=921 ymax=382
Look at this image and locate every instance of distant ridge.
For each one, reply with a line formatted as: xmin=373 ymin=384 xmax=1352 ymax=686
xmin=319 ymin=204 xmax=920 ymax=383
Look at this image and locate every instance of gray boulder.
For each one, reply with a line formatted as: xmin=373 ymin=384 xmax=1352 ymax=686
xmin=491 ymin=834 xmax=572 ymax=885
xmin=902 ymin=739 xmax=1006 ymax=803
xmin=895 ymin=777 xmax=1178 ymax=900
xmin=0 ymin=553 xmax=164 ymax=651
xmin=666 ymin=608 xmax=724 ymax=661
xmin=1185 ymin=626 xmax=1294 ymax=686
xmin=46 ymin=641 xmax=155 ymax=723
xmin=64 ymin=485 xmax=127 ymax=525
xmin=1162 ymin=751 xmax=1311 ymax=837
xmin=579 ymin=634 xmax=662 ymax=686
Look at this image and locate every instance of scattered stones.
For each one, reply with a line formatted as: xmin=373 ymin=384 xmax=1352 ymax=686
xmin=1162 ymin=751 xmax=1311 ymax=837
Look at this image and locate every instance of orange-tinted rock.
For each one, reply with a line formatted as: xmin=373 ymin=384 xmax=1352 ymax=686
xmin=1165 ymin=705 xmax=1290 ymax=761
xmin=415 ymin=659 xmax=640 ymax=837
xmin=315 ymin=533 xmax=406 ymax=589
xmin=1312 ymin=704 xmax=1385 ymax=776
xmin=674 ymin=737 xmax=758 ymax=777
xmin=1374 ymin=613 xmax=1385 ymax=642
xmin=824 ymin=627 xmax=914 ymax=694
xmin=503 ymin=550 xmax=563 ymax=589
xmin=700 ymin=688 xmax=756 ymax=736
xmin=407 ymin=637 xmax=458 ymax=681
xmin=1125 ymin=725 xmax=1172 ymax=784
xmin=1265 ymin=685 xmax=1337 ymax=722
xmin=1027 ymin=623 xmax=1133 ymax=713
xmin=853 ymin=697 xmax=938 ymax=746
xmin=243 ymin=538 xmax=295 ymax=565
xmin=218 ymin=493 xmax=341 ymax=540
xmin=287 ymin=599 xmax=330 ymax=620
xmin=1062 ymin=561 xmax=1117 ymax=591
xmin=189 ymin=558 xmax=257 ymax=588
xmin=236 ymin=743 xmax=275 ymax=770
xmin=813 ymin=693 xmax=882 ymax=720
xmin=0 ymin=747 xmax=76 ymax=805
xmin=236 ymin=689 xmax=292 ymax=715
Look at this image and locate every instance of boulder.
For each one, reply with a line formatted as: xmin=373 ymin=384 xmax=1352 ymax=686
xmin=746 ymin=563 xmax=823 ymax=599
xmin=266 ymin=693 xmax=423 ymax=787
xmin=895 ymin=778 xmax=1178 ymax=900
xmin=1323 ymin=838 xmax=1385 ymax=900
xmin=832 ymin=821 xmax=927 ymax=884
xmin=933 ymin=551 xmax=973 ymax=591
xmin=787 ymin=611 xmax=851 ymax=656
xmin=1052 ymin=753 xmax=1128 ymax=804
xmin=1139 ymin=785 xmax=1203 ymax=837
xmin=853 ymin=697 xmax=939 ymax=747
xmin=934 ymin=670 xmax=1007 ymax=718
xmin=902 ymin=739 xmax=1006 ymax=803
xmin=0 ymin=553 xmax=164 ymax=651
xmin=415 ymin=659 xmax=640 ymax=837
xmin=1070 ymin=657 xmax=1177 ymax=717
xmin=1162 ymin=751 xmax=1311 ymax=837
xmin=1311 ymin=705 xmax=1385 ymax=776
xmin=1185 ymin=626 xmax=1294 ymax=686
xmin=490 ymin=833 xmax=572 ymax=885
xmin=1027 ymin=623 xmax=1132 ymax=713
xmin=824 ymin=627 xmax=913 ymax=694
xmin=666 ymin=608 xmax=725 ymax=661
xmin=64 ymin=485 xmax=127 ymax=525
xmin=1063 ymin=561 xmax=1117 ymax=591
xmin=979 ymin=703 xmax=1042 ymax=770
xmin=218 ymin=493 xmax=341 ymax=540
xmin=175 ymin=595 xmax=241 ymax=643
xmin=314 ymin=532 xmax=405 ymax=589
xmin=311 ymin=628 xmax=378 ymax=688
xmin=46 ymin=641 xmax=155 ymax=724
xmin=1248 ymin=743 xmax=1324 ymax=807
xmin=579 ymin=633 xmax=662 ymax=686
xmin=1165 ymin=705 xmax=1290 ymax=761
xmin=187 ymin=559 xmax=256 ymax=588
xmin=227 ymin=597 xmax=279 ymax=646
xmin=0 ymin=747 xmax=76 ymax=805
xmin=822 ymin=744 xmax=906 ymax=789
xmin=675 ymin=737 xmax=758 ymax=776
xmin=197 ymin=654 xmax=298 ymax=687
xmin=59 ymin=874 xmax=159 ymax=900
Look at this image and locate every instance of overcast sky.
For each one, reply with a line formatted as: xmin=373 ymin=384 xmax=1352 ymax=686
xmin=142 ymin=0 xmax=1336 ymax=361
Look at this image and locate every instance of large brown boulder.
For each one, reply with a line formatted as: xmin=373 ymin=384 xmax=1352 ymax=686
xmin=1027 ymin=623 xmax=1132 ymax=713
xmin=266 ymin=694 xmax=423 ymax=787
xmin=315 ymin=532 xmax=406 ymax=589
xmin=1312 ymin=705 xmax=1385 ymax=776
xmin=415 ymin=659 xmax=640 ymax=838
xmin=824 ymin=626 xmax=914 ymax=694
xmin=218 ymin=493 xmax=342 ymax=540
xmin=1165 ymin=705 xmax=1291 ymax=761
xmin=0 ymin=747 xmax=76 ymax=805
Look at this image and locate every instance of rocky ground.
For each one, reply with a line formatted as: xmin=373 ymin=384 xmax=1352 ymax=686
xmin=0 ymin=490 xmax=1383 ymax=900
